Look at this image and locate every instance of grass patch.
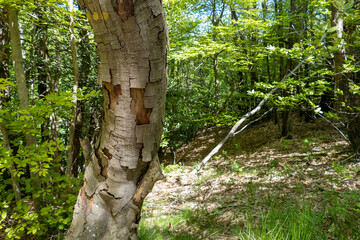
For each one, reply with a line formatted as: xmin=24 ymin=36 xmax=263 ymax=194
xmin=139 ymin=210 xmax=198 ymax=240
xmin=237 ymin=199 xmax=326 ymax=240
xmin=140 ymin=188 xmax=360 ymax=240
xmin=142 ymin=121 xmax=359 ymax=239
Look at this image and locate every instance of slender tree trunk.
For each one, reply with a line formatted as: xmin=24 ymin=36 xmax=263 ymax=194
xmin=213 ymin=52 xmax=219 ymax=108
xmin=66 ymin=0 xmax=81 ymax=177
xmin=348 ymin=113 xmax=360 ymax=161
xmin=0 ymin=12 xmax=21 ymax=202
xmin=344 ymin=2 xmax=360 ymax=160
xmin=210 ymin=0 xmax=224 ymax=110
xmin=7 ymin=5 xmax=41 ymax=207
xmin=281 ymin=0 xmax=296 ymax=138
xmin=73 ymin=29 xmax=92 ymax=176
xmin=331 ymin=3 xmax=347 ymax=108
xmin=34 ymin=2 xmax=52 ymax=143
xmin=66 ymin=0 xmax=167 ymax=239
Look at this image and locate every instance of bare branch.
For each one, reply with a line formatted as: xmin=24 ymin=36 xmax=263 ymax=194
xmin=317 ymin=113 xmax=349 ymax=141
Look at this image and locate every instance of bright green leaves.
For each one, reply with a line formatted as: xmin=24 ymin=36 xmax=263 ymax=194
xmin=0 ymin=84 xmax=94 ymax=239
xmin=349 ymin=82 xmax=360 ymax=95
xmin=0 ymin=173 xmax=80 ymax=239
xmin=334 ymin=0 xmax=355 ymax=12
xmin=250 ymin=75 xmax=331 ymax=111
xmin=0 ymin=139 xmax=63 ymax=177
xmin=0 ymin=78 xmax=15 ymax=91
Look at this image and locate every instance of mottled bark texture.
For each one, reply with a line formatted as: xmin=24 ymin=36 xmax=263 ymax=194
xmin=66 ymin=0 xmax=167 ymax=239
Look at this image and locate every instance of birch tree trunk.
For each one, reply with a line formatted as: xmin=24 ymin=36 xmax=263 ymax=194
xmin=66 ymin=0 xmax=167 ymax=239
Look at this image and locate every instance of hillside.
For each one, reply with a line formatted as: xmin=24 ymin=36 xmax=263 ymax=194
xmin=140 ymin=117 xmax=360 ymax=240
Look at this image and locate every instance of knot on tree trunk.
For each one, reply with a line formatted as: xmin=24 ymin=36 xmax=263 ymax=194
xmin=115 ymin=0 xmax=134 ymax=21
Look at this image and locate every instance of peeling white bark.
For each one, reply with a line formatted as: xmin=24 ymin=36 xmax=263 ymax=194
xmin=66 ymin=0 xmax=167 ymax=239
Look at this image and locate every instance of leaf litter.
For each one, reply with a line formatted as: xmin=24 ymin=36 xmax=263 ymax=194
xmin=142 ymin=117 xmax=360 ymax=239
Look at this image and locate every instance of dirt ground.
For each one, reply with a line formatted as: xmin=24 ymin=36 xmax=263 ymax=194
xmin=142 ymin=116 xmax=360 ymax=239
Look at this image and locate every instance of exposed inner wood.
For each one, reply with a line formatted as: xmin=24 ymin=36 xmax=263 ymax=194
xmin=102 ymin=148 xmax=112 ymax=160
xmin=104 ymin=82 xmax=122 ymax=110
xmin=80 ymin=181 xmax=93 ymax=217
xmin=130 ymin=88 xmax=152 ymax=125
xmin=100 ymin=148 xmax=111 ymax=178
xmin=115 ymin=0 xmax=134 ymax=21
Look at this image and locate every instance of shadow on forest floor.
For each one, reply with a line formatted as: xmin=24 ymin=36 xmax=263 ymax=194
xmin=140 ymin=117 xmax=360 ymax=240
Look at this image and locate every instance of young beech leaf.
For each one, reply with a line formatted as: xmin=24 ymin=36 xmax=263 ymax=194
xmin=327 ymin=26 xmax=339 ymax=33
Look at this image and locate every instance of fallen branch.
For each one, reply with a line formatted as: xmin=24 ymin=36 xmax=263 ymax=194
xmin=192 ymin=33 xmax=329 ymax=174
xmin=192 ymin=57 xmax=311 ymax=174
xmin=317 ymin=113 xmax=349 ymax=141
xmin=234 ymin=108 xmax=273 ymax=136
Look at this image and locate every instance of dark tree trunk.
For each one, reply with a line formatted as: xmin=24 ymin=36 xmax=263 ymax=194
xmin=331 ymin=3 xmax=348 ymax=109
xmin=344 ymin=2 xmax=360 ymax=161
xmin=281 ymin=0 xmax=296 ymax=138
xmin=348 ymin=114 xmax=360 ymax=161
xmin=34 ymin=2 xmax=51 ymax=142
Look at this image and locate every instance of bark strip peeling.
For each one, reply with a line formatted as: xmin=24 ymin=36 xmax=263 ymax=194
xmin=130 ymin=88 xmax=152 ymax=125
xmin=104 ymin=82 xmax=122 ymax=110
xmin=66 ymin=0 xmax=167 ymax=239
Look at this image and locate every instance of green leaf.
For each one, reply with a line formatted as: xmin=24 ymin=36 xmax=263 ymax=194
xmin=327 ymin=26 xmax=339 ymax=33
xmin=344 ymin=0 xmax=354 ymax=10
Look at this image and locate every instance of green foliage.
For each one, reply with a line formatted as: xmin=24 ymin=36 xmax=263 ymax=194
xmin=322 ymin=190 xmax=360 ymax=239
xmin=0 ymin=0 xmax=359 ymax=238
xmin=161 ymin=163 xmax=182 ymax=174
xmin=332 ymin=162 xmax=352 ymax=178
xmin=162 ymin=0 xmax=358 ymax=150
xmin=139 ymin=209 xmax=197 ymax=240
xmin=0 ymin=175 xmax=80 ymax=239
xmin=0 ymin=82 xmax=91 ymax=239
xmin=0 ymin=1 xmax=100 ymax=237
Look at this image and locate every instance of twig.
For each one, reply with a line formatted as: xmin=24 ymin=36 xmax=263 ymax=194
xmin=317 ymin=113 xmax=348 ymax=141
xmin=234 ymin=107 xmax=273 ymax=135
xmin=75 ymin=30 xmax=91 ymax=45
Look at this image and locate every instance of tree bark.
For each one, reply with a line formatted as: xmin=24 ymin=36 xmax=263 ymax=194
xmin=331 ymin=3 xmax=347 ymax=108
xmin=66 ymin=0 xmax=81 ymax=177
xmin=34 ymin=1 xmax=52 ymax=142
xmin=344 ymin=2 xmax=360 ymax=161
xmin=66 ymin=0 xmax=167 ymax=239
xmin=7 ymin=4 xmax=41 ymax=207
xmin=281 ymin=0 xmax=296 ymax=138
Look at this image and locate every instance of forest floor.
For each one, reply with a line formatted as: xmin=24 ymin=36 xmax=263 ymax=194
xmin=139 ymin=116 xmax=360 ymax=240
